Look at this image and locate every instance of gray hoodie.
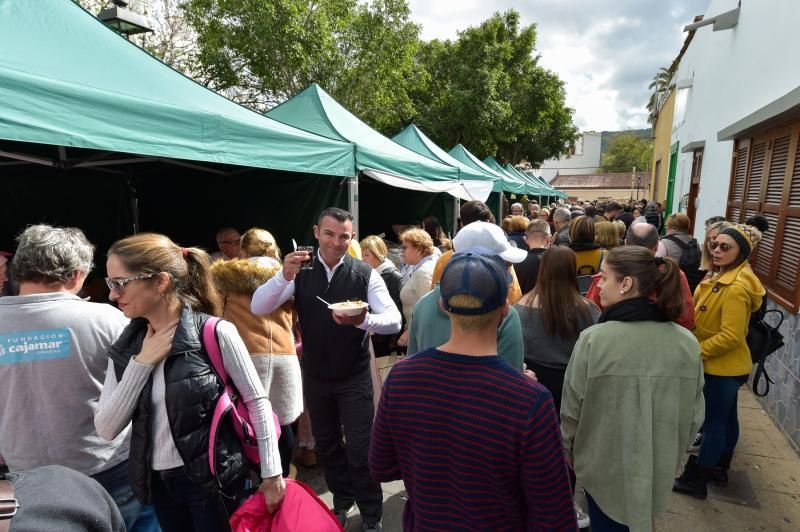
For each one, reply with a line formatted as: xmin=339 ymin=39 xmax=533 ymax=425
xmin=0 ymin=292 xmax=130 ymax=475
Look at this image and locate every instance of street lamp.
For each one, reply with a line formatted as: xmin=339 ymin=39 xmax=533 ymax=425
xmin=98 ymin=1 xmax=153 ymax=38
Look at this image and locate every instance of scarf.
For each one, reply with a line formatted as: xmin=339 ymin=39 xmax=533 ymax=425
xmin=598 ymin=297 xmax=668 ymax=324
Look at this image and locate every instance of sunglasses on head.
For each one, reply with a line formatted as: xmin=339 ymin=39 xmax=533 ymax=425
xmin=709 ymin=241 xmax=733 ymax=252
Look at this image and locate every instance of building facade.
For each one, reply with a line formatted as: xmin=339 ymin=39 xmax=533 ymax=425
xmin=538 ymin=132 xmax=602 ymax=182
xmin=665 ymin=0 xmax=800 ymax=452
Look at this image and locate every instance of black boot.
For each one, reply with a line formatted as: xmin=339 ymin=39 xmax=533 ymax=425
xmin=710 ymin=451 xmax=733 ymax=484
xmin=673 ymin=455 xmax=710 ymax=499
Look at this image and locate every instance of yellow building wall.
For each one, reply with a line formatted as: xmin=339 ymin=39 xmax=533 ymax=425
xmin=649 ymin=90 xmax=676 ymax=204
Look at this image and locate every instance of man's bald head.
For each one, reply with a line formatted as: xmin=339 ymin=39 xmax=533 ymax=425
xmin=625 ymin=222 xmax=659 ymax=251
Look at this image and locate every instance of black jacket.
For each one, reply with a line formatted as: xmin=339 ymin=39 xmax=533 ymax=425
xmin=294 ymin=254 xmax=372 ymax=381
xmin=108 ymin=307 xmax=248 ymax=504
xmin=373 ymin=264 xmax=403 ymax=356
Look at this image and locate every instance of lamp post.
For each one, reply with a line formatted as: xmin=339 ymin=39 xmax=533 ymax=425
xmin=98 ymin=1 xmax=153 ymax=39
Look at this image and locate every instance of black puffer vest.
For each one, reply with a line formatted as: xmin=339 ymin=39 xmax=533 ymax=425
xmin=108 ymin=307 xmax=248 ymax=504
xmin=294 ymin=254 xmax=371 ymax=381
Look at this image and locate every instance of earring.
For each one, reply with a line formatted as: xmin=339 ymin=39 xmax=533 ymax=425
xmin=620 ymin=290 xmax=625 ymax=295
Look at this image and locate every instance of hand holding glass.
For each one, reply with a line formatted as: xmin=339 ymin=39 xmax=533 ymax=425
xmin=297 ymin=246 xmax=314 ymax=270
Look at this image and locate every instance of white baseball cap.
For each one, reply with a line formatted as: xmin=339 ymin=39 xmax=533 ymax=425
xmin=452 ymin=221 xmax=528 ymax=263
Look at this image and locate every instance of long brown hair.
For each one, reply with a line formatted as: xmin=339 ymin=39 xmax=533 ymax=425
xmin=108 ymin=233 xmax=221 ymax=316
xmin=528 ymin=246 xmax=594 ymax=340
xmin=604 ymin=246 xmax=683 ymax=320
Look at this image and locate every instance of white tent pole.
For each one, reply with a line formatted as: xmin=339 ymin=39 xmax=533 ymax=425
xmin=349 ymin=174 xmax=360 ymax=238
xmin=453 ymin=195 xmax=460 ymax=236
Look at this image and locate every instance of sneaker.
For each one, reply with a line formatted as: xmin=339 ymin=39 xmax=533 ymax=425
xmin=333 ymin=503 xmax=355 ymax=528
xmin=575 ymin=503 xmax=590 ymax=529
xmin=363 ymin=522 xmax=383 ymax=532
xmin=689 ymin=432 xmax=703 ymax=452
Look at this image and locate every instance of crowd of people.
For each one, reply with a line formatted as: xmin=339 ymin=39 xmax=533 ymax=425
xmin=0 ymin=196 xmax=770 ymax=532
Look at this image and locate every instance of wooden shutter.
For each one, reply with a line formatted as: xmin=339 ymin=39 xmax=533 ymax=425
xmin=726 ymin=122 xmax=800 ymax=311
xmin=691 ymin=151 xmax=703 ymax=184
xmin=727 ymin=139 xmax=749 ymax=223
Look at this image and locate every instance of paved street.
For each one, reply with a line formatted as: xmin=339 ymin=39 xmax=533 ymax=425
xmin=297 ymin=385 xmax=800 ymax=531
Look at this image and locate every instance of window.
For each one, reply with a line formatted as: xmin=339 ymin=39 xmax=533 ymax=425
xmin=726 ymin=122 xmax=800 ymax=311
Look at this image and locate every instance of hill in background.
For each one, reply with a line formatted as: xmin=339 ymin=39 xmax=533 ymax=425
xmin=600 ymin=128 xmax=651 ymax=156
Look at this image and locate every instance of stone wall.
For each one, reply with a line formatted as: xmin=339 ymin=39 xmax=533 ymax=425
xmin=753 ymin=298 xmax=800 ymax=454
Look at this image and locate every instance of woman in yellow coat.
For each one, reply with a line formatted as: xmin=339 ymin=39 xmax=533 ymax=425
xmin=674 ymin=222 xmax=765 ymax=499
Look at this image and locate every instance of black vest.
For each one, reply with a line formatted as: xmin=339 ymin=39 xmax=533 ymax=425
xmin=108 ymin=307 xmax=248 ymax=504
xmin=294 ymin=254 xmax=371 ymax=381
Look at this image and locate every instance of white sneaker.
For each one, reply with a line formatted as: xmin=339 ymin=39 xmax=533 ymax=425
xmin=575 ymin=503 xmax=590 ymax=529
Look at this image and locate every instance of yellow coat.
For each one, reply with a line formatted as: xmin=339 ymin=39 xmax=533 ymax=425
xmin=693 ymin=261 xmax=764 ymax=376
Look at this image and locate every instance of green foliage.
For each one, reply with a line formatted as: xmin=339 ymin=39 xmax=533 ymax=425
xmin=600 ymin=133 xmax=653 ymax=173
xmin=182 ymin=0 xmax=420 ymax=132
xmin=411 ymin=11 xmax=577 ymax=166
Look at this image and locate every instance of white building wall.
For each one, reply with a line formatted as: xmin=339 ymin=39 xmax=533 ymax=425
xmin=671 ymin=0 xmax=800 ymax=238
xmin=538 ymin=132 xmax=602 ymax=181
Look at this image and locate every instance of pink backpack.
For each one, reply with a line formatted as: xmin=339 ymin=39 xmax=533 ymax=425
xmin=203 ymin=317 xmax=281 ymax=475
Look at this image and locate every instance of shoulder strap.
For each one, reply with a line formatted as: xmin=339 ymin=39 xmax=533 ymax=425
xmin=0 ymin=477 xmax=18 ymax=532
xmin=597 ymin=249 xmax=606 ymax=269
xmin=202 ymin=317 xmax=228 ymax=385
xmin=663 ymin=234 xmax=688 ymax=249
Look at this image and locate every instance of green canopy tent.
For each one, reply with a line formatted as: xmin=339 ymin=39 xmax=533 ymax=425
xmin=266 ymin=84 xmax=474 ymax=234
xmin=481 ymin=157 xmax=528 ymax=195
xmin=448 ymin=144 xmax=507 ymax=222
xmin=0 ymin=0 xmax=358 ymax=254
xmin=392 ymin=125 xmax=497 ymax=233
xmin=504 ymin=163 xmax=549 ymax=199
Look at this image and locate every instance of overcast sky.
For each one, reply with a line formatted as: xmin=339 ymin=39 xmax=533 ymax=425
xmin=407 ymin=0 xmax=711 ymax=132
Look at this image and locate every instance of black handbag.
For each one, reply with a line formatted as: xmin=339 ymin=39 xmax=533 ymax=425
xmin=746 ymin=307 xmax=785 ymax=397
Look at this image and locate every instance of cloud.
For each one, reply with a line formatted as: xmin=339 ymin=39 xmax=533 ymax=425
xmin=407 ymin=0 xmax=710 ymax=131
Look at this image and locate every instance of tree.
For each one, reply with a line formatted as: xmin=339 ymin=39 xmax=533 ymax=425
xmin=646 ymin=66 xmax=671 ymax=125
xmin=182 ymin=0 xmax=421 ymax=130
xmin=601 ymin=133 xmax=653 ymax=173
xmin=411 ymin=11 xmax=577 ymax=166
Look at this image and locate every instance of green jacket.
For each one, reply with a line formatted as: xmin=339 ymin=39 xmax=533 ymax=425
xmin=561 ymin=320 xmax=704 ymax=531
xmin=407 ymin=285 xmax=524 ymax=371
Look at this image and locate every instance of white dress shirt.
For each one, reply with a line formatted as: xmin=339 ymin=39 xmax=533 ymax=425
xmin=251 ymin=252 xmax=402 ymax=335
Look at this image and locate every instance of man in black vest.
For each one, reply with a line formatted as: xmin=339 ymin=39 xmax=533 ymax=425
xmin=252 ymin=207 xmax=401 ymax=531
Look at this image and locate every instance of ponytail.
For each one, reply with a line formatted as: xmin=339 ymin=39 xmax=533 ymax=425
xmin=108 ymin=233 xmax=221 ymax=316
xmin=652 ymin=256 xmax=683 ymax=321
xmin=604 ymin=247 xmax=684 ymax=321
xmin=181 ymin=247 xmax=221 ymax=316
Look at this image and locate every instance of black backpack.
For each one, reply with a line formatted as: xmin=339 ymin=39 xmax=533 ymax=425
xmin=663 ymin=235 xmax=704 ymax=292
xmin=746 ymin=300 xmax=785 ymax=397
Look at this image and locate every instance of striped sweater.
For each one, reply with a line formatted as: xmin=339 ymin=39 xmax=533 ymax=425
xmin=369 ymin=348 xmax=577 ymax=531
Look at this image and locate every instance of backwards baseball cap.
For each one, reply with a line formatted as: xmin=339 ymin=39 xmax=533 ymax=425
xmin=452 ymin=221 xmax=528 ymax=263
xmin=440 ymin=252 xmax=509 ymax=315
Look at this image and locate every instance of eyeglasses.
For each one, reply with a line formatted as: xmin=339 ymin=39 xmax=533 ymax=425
xmin=104 ymin=273 xmax=157 ymax=293
xmin=709 ymin=241 xmax=734 ymax=252
xmin=217 ymin=239 xmax=240 ymax=246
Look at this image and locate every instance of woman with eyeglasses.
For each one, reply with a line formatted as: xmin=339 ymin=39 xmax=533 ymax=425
xmin=673 ymin=222 xmax=766 ymax=500
xmin=95 ymin=233 xmax=285 ymax=531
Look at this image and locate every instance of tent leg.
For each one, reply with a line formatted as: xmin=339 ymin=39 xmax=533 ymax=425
xmin=452 ymin=196 xmax=460 ymax=237
xmin=349 ymin=175 xmax=359 ymax=238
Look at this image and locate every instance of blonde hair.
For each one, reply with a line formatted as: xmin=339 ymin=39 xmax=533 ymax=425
xmin=108 ymin=233 xmax=221 ymax=316
xmin=360 ymin=235 xmax=388 ymax=263
xmin=400 ymin=228 xmax=434 ymax=257
xmin=447 ymin=294 xmax=503 ymax=332
xmin=615 ymin=220 xmax=626 ymax=240
xmin=508 ymin=215 xmax=530 ymax=232
xmin=240 ymin=228 xmax=280 ymax=260
xmin=594 ymin=221 xmax=619 ymax=249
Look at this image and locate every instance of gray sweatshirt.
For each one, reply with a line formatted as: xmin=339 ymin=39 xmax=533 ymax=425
xmin=0 ymin=292 xmax=131 ymax=475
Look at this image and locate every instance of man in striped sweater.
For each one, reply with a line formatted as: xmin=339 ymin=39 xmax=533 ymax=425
xmin=369 ymin=251 xmax=577 ymax=531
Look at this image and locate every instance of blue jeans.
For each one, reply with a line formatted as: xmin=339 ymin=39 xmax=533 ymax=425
xmin=91 ymin=459 xmax=160 ymax=532
xmin=151 ymin=469 xmax=231 ymax=532
xmin=585 ymin=492 xmax=630 ymax=532
xmin=698 ymin=374 xmax=746 ymax=468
